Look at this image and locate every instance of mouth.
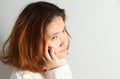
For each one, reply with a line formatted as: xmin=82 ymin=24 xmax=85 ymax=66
xmin=59 ymin=48 xmax=67 ymax=53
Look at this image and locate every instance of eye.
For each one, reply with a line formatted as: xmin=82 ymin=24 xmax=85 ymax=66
xmin=51 ymin=36 xmax=57 ymax=40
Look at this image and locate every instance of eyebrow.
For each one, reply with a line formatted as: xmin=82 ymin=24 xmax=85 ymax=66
xmin=50 ymin=26 xmax=65 ymax=37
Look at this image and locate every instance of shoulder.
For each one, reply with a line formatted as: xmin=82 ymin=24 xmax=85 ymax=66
xmin=9 ymin=68 xmax=46 ymax=79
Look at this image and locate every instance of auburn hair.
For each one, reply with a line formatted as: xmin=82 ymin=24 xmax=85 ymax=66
xmin=0 ymin=1 xmax=70 ymax=73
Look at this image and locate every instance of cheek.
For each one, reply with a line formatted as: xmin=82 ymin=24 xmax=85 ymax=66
xmin=47 ymin=41 xmax=59 ymax=49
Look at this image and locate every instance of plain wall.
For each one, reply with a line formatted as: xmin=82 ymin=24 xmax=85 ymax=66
xmin=0 ymin=0 xmax=120 ymax=79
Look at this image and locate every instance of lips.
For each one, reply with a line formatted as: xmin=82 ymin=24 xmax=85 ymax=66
xmin=59 ymin=48 xmax=67 ymax=53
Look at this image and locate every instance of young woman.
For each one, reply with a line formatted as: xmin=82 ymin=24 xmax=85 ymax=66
xmin=0 ymin=1 xmax=73 ymax=79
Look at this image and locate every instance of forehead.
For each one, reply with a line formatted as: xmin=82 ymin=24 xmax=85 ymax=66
xmin=46 ymin=16 xmax=65 ymax=37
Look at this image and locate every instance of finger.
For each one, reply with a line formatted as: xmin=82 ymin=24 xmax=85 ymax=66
xmin=42 ymin=56 xmax=48 ymax=63
xmin=50 ymin=48 xmax=58 ymax=60
xmin=44 ymin=44 xmax=52 ymax=61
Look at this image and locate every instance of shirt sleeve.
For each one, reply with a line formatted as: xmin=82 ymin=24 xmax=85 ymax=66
xmin=45 ymin=60 xmax=73 ymax=79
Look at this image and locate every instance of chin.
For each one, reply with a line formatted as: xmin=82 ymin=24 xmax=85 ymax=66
xmin=58 ymin=55 xmax=66 ymax=59
xmin=57 ymin=51 xmax=68 ymax=59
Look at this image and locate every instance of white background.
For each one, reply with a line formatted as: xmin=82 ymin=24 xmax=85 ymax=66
xmin=0 ymin=0 xmax=120 ymax=79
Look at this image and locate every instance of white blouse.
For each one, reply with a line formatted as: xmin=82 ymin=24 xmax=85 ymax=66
xmin=9 ymin=59 xmax=73 ymax=79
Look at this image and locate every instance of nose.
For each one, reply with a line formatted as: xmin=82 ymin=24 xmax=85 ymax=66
xmin=59 ymin=40 xmax=64 ymax=47
xmin=59 ymin=34 xmax=67 ymax=47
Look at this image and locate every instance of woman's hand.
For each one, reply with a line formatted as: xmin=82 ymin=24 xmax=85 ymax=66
xmin=43 ymin=44 xmax=63 ymax=70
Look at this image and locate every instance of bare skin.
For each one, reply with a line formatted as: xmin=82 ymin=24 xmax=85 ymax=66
xmin=43 ymin=16 xmax=69 ymax=70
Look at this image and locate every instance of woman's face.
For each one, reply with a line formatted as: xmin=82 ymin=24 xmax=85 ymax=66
xmin=45 ymin=16 xmax=68 ymax=59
